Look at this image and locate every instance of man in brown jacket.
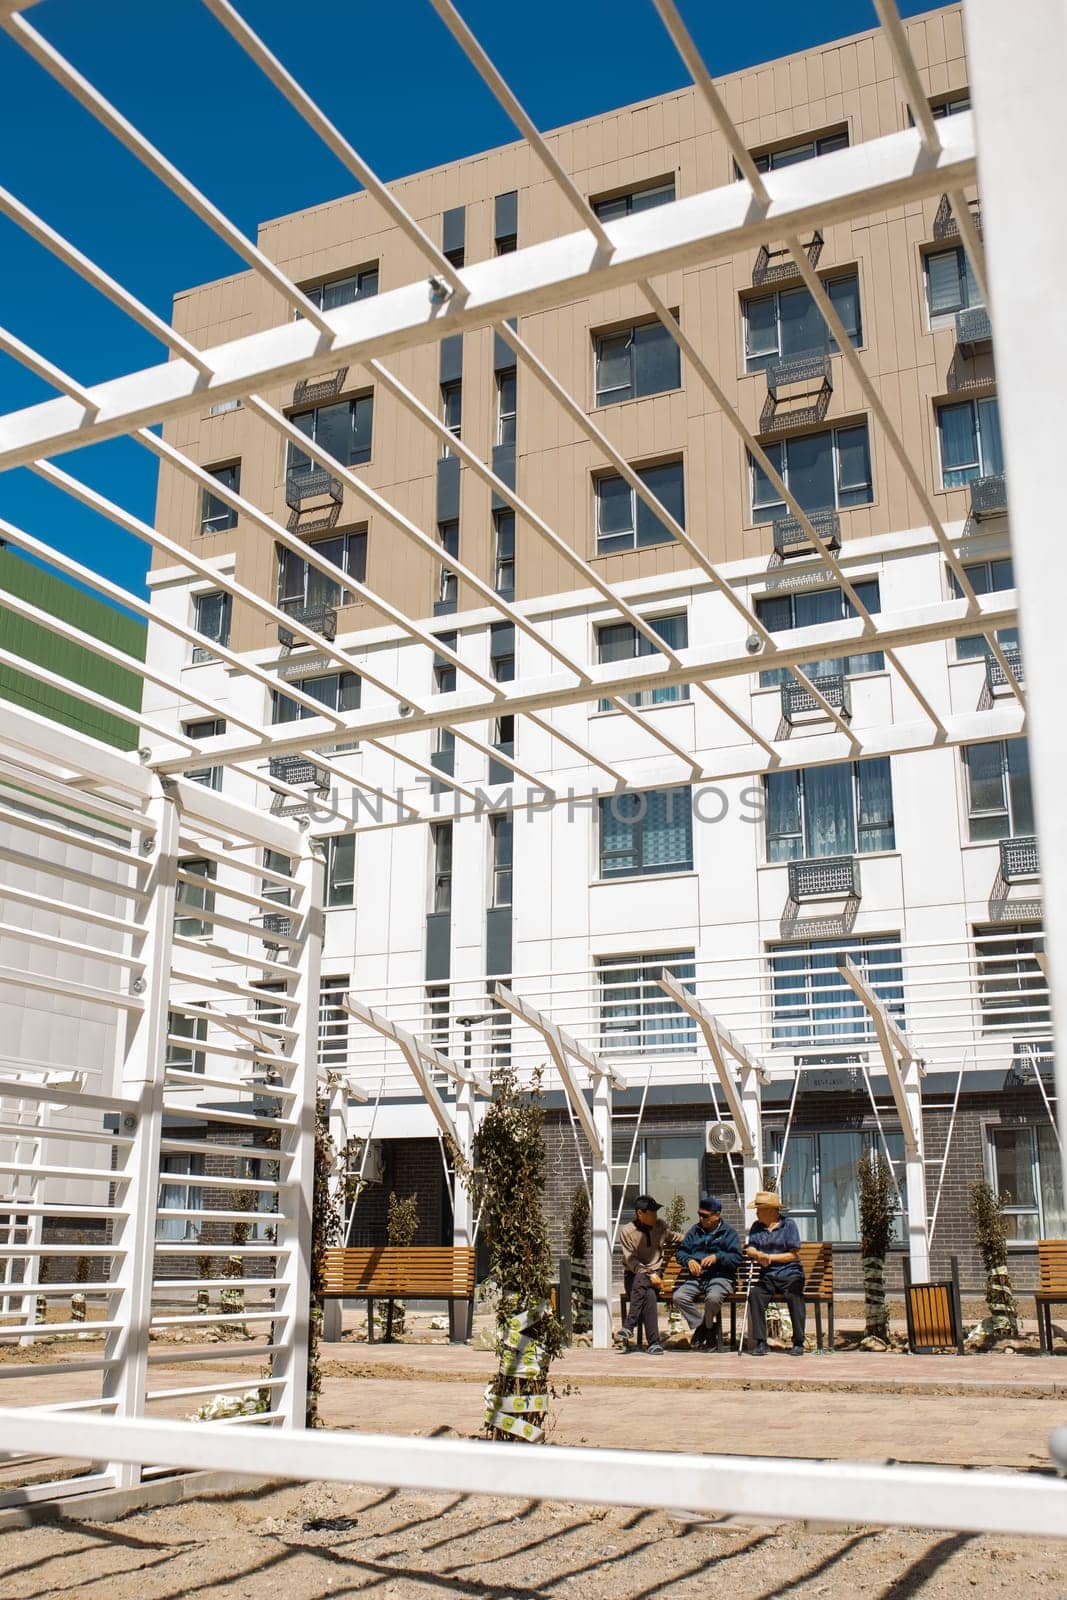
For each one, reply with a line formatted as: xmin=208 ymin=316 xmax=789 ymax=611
xmin=616 ymin=1195 xmax=678 ymax=1354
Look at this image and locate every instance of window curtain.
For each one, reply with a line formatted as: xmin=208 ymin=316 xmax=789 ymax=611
xmin=779 ymin=285 xmax=826 ymax=357
xmin=939 ymin=402 xmax=979 ymax=484
xmin=634 ymin=320 xmax=681 ymax=397
xmin=978 ymin=396 xmax=1004 ymax=476
xmin=639 ymin=955 xmax=697 ymax=1051
xmin=635 ymin=461 xmax=684 ymax=547
xmin=1007 ymin=739 xmax=1034 ymax=836
xmin=927 ymin=249 xmax=966 ymax=315
xmin=835 ymin=425 xmax=873 ymax=505
xmin=766 ymin=770 xmax=802 ymax=861
xmin=600 ymin=793 xmax=639 ymax=875
xmin=785 ymin=431 xmax=836 ymax=512
xmin=856 ymin=757 xmax=895 ymax=851
xmin=802 ymin=763 xmax=855 ymax=856
xmin=642 ymin=789 xmax=693 ymax=872
xmin=1038 ymin=1125 xmax=1067 ymax=1234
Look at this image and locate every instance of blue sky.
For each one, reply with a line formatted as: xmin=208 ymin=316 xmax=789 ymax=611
xmin=0 ymin=0 xmax=937 ymax=606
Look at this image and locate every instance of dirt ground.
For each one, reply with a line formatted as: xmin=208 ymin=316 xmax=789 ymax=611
xmin=2 ymin=1478 xmax=1066 ymax=1600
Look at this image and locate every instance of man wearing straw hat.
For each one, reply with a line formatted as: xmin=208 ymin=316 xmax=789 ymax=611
xmin=744 ymin=1190 xmax=806 ymax=1356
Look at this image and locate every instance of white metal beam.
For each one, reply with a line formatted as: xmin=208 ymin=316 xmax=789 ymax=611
xmin=0 ymin=117 xmax=977 ymax=470
xmin=341 ymin=997 xmax=486 ymax=1146
xmin=657 ymin=974 xmax=761 ymax=1159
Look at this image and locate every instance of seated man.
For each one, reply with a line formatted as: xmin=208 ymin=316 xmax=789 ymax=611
xmin=744 ymin=1189 xmax=806 ymax=1357
xmin=617 ymin=1194 xmax=677 ymax=1354
xmin=673 ymin=1195 xmax=743 ymax=1350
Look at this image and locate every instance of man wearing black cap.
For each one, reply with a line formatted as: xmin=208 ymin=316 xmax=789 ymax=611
xmin=616 ymin=1195 xmax=678 ymax=1354
xmin=673 ymin=1195 xmax=743 ymax=1350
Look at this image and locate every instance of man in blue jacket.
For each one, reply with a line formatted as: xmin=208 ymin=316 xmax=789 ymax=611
xmin=673 ymin=1195 xmax=744 ymax=1350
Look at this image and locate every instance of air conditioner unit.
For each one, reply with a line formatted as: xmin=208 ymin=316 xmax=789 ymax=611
xmin=706 ymin=1121 xmax=741 ymax=1155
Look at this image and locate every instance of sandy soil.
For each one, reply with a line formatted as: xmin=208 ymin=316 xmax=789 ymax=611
xmin=1 ymin=1479 xmax=1065 ymax=1600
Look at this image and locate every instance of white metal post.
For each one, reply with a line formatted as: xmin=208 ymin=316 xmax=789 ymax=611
xmin=452 ymin=1077 xmax=475 ymax=1250
xmin=101 ymin=785 xmax=178 ymax=1490
xmin=903 ymin=1061 xmax=930 ymax=1281
xmin=271 ymin=840 xmax=324 ymax=1428
xmin=740 ymin=1068 xmax=763 ymax=1213
xmin=965 ymin=0 xmax=1067 ymax=1220
xmin=591 ymin=1074 xmax=612 ymax=1349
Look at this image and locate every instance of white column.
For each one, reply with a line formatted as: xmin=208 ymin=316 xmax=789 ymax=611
xmin=101 ymin=785 xmax=178 ymax=1490
xmin=740 ymin=1067 xmax=763 ymax=1213
xmin=965 ymin=0 xmax=1067 ymax=1217
xmin=272 ymin=840 xmax=325 ymax=1429
xmin=452 ymin=1078 xmax=475 ymax=1249
xmin=903 ymin=1061 xmax=930 ymax=1281
xmin=322 ymin=1080 xmax=347 ymax=1343
xmin=591 ymin=1075 xmax=612 ymax=1349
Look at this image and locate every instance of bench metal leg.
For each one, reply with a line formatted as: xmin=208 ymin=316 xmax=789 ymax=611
xmin=828 ymin=1298 xmax=835 ymax=1353
xmin=813 ymin=1300 xmax=823 ymax=1353
xmin=449 ymin=1298 xmax=473 ymax=1344
xmin=367 ymin=1297 xmax=375 ymax=1343
xmin=322 ymin=1298 xmax=342 ymax=1342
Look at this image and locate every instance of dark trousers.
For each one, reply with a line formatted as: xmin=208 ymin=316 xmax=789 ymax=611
xmin=623 ymin=1271 xmax=661 ymax=1343
xmin=748 ymin=1277 xmax=806 ymax=1347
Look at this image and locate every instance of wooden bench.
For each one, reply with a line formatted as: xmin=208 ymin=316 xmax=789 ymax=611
xmin=726 ymin=1242 xmax=835 ymax=1353
xmin=1035 ymin=1238 xmax=1067 ymax=1354
xmin=323 ymin=1246 xmax=476 ymax=1343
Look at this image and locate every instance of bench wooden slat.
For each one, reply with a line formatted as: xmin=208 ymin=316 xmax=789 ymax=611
xmin=1036 ymin=1238 xmax=1067 ymax=1296
xmin=323 ymin=1246 xmax=475 ymax=1300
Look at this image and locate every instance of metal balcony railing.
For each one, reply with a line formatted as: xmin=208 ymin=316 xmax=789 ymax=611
xmin=285 ymin=464 xmax=344 ymax=512
xmin=269 ymin=755 xmax=330 ymax=792
xmin=261 ymin=911 xmax=294 ymax=943
xmin=276 ymin=598 xmax=338 ymax=648
xmin=766 ymin=349 xmax=831 ymax=399
xmin=933 ymin=191 xmax=982 ymax=240
xmin=752 ymin=230 xmax=823 ymax=287
xmin=772 ymin=507 xmax=841 ymax=558
xmin=999 ymin=835 xmax=1039 ymax=883
xmin=781 ymin=673 xmax=851 ymax=724
xmin=970 ymin=472 xmax=1007 ymax=520
xmin=985 ymin=645 xmax=1024 ymax=692
xmin=788 ymin=855 xmax=861 ymax=901
xmin=955 ymin=305 xmax=992 ymax=357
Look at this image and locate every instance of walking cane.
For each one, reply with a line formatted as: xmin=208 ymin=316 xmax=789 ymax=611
xmin=736 ymin=1260 xmax=756 ymax=1356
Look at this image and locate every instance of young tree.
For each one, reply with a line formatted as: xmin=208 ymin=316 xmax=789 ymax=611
xmin=306 ymin=1106 xmax=343 ymax=1427
xmin=970 ymin=1178 xmax=1020 ymax=1336
xmin=470 ymin=1064 xmax=564 ymax=1442
xmin=858 ymin=1149 xmax=896 ymax=1341
xmin=381 ymin=1190 xmax=420 ymax=1339
xmin=566 ymin=1182 xmax=591 ymax=1334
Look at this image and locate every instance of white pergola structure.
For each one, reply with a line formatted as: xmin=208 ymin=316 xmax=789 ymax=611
xmin=0 ymin=0 xmax=1063 ymax=1536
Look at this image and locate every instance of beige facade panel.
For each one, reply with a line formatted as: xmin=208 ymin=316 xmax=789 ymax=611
xmin=155 ymin=5 xmax=979 ymax=656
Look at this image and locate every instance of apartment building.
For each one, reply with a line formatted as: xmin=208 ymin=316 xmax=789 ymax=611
xmin=142 ymin=2 xmax=1060 ymax=1292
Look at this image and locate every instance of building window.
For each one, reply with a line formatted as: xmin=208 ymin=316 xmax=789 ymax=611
xmin=766 ymin=758 xmax=895 ymax=862
xmin=200 ymin=463 xmax=240 ymax=535
xmin=594 ymin=317 xmax=681 ymax=405
xmin=278 ymin=528 xmax=367 ymax=610
xmin=596 ymin=611 xmax=688 ymax=709
xmin=490 ymin=623 xmax=515 ymax=683
xmin=426 ymin=984 xmax=450 ymax=1049
xmin=192 ymin=590 xmax=231 ymax=662
xmin=951 ymin=558 xmax=1018 ymax=661
xmin=750 ymin=127 xmax=848 ymax=174
xmin=324 ymin=835 xmax=355 ymax=909
xmin=598 ymin=788 xmax=693 ymax=879
xmin=975 ymin=923 xmax=1046 ymax=1033
xmin=938 ymin=395 xmax=1002 ymax=487
xmin=287 ymin=394 xmax=373 ymax=477
xmin=744 ymin=273 xmax=861 ymax=372
xmin=272 ymin=671 xmax=361 ymax=724
xmin=963 ymin=739 xmax=1033 ymax=843
xmin=262 ymin=848 xmax=293 ymax=924
xmin=431 ymin=821 xmax=453 ymax=913
xmin=598 ymin=952 xmax=696 ymax=1057
xmin=182 ymin=718 xmax=226 ymax=790
xmin=769 ymin=935 xmax=904 ymax=1047
xmin=930 ymin=92 xmax=970 ymax=119
xmin=175 ymin=858 xmax=216 ymax=939
xmin=303 ymin=264 xmax=378 ymax=312
xmin=592 ymin=178 xmax=675 ymax=221
xmin=770 ymin=1128 xmax=906 ymax=1243
xmin=490 ymin=812 xmax=513 ymax=907
xmin=493 ymin=510 xmax=515 ymax=601
xmin=987 ymin=1124 xmax=1065 ymax=1241
xmin=750 ymin=423 xmax=873 ymax=523
xmin=595 ymin=458 xmax=684 ymax=555
xmin=433 ymin=633 xmax=457 ymax=766
xmin=496 ymin=367 xmax=516 ymax=445
xmin=756 ymin=581 xmax=883 ymax=687
xmin=925 ymin=246 xmax=981 ymax=320
xmin=319 ymin=975 xmax=349 ymax=1067
xmin=156 ymin=1153 xmax=204 ymax=1243
xmin=166 ymin=1009 xmax=207 ymax=1074
xmin=437 ymin=521 xmax=459 ymax=610
xmin=612 ymin=1130 xmax=703 ymax=1223
xmin=441 ymin=380 xmax=462 ymax=453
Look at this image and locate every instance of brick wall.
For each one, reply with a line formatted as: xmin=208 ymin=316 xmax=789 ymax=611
xmin=346 ymin=1138 xmax=447 ymax=1246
